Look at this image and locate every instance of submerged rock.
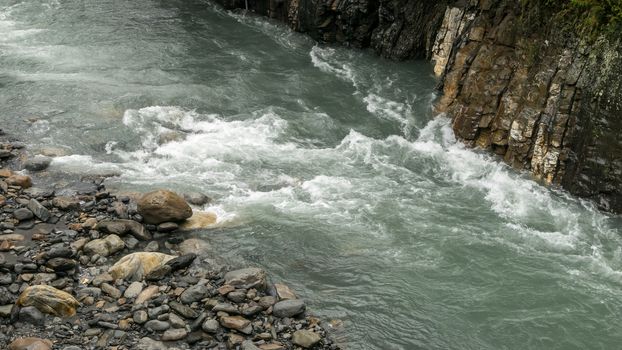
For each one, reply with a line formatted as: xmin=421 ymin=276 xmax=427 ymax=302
xmin=17 ymin=285 xmax=80 ymax=317
xmin=108 ymin=252 xmax=175 ymax=281
xmin=24 ymin=155 xmax=52 ymax=172
xmin=137 ymin=189 xmax=192 ymax=224
xmin=177 ymin=238 xmax=210 ymax=256
xmin=183 ymin=192 xmax=211 ymax=206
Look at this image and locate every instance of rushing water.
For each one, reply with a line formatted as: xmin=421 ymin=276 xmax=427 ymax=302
xmin=2 ymin=0 xmax=622 ymax=349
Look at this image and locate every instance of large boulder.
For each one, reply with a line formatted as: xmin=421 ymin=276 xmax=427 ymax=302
xmin=108 ymin=252 xmax=175 ymax=281
xmin=137 ymin=190 xmax=192 ymax=225
xmin=16 ymin=285 xmax=79 ymax=317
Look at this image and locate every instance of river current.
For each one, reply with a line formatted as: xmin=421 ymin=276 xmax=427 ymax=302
xmin=2 ymin=1 xmax=622 ymax=349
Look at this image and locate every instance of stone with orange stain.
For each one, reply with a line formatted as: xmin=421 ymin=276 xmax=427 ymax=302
xmin=6 ymin=175 xmax=32 ymax=188
xmin=8 ymin=337 xmax=53 ymax=350
xmin=108 ymin=252 xmax=175 ymax=281
xmin=179 ymin=211 xmax=217 ymax=231
xmin=17 ymin=285 xmax=79 ymax=317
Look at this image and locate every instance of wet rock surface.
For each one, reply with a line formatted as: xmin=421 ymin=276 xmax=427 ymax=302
xmin=137 ymin=189 xmax=193 ymax=224
xmin=214 ymin=0 xmax=448 ymax=60
xmin=430 ymin=1 xmax=622 ymax=213
xmin=0 ymin=134 xmax=341 ymax=349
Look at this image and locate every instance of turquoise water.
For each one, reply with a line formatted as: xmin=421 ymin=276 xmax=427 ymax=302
xmin=2 ymin=1 xmax=622 ymax=349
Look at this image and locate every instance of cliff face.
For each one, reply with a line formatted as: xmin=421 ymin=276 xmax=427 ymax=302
xmin=214 ymin=0 xmax=622 ymax=213
xmin=431 ymin=1 xmax=622 ymax=213
xmin=217 ymin=0 xmax=449 ymax=59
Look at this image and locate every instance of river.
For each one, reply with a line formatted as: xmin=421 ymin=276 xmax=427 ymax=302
xmin=1 ymin=0 xmax=622 ymax=349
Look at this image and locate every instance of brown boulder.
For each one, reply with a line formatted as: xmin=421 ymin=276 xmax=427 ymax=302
xmin=6 ymin=175 xmax=32 ymax=188
xmin=108 ymin=252 xmax=175 ymax=281
xmin=137 ymin=190 xmax=192 ymax=224
xmin=179 ymin=211 xmax=217 ymax=231
xmin=8 ymin=337 xmax=53 ymax=350
xmin=17 ymin=285 xmax=79 ymax=317
xmin=0 ymin=168 xmax=12 ymax=178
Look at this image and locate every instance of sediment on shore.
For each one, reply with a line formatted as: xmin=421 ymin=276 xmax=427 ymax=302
xmin=0 ymin=130 xmax=342 ymax=350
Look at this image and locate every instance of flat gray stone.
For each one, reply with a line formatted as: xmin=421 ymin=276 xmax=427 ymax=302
xmin=124 ymin=281 xmax=143 ymax=299
xmin=13 ymin=208 xmax=34 ymax=221
xmin=273 ymin=299 xmax=306 ymax=318
xmin=27 ymin=199 xmax=50 ymax=221
xmin=180 ymin=284 xmax=208 ymax=304
xmin=161 ymin=328 xmax=187 ymax=341
xmin=24 ymin=155 xmax=52 ymax=171
xmin=144 ymin=319 xmax=170 ymax=332
xmin=202 ymin=318 xmax=219 ymax=333
xmin=224 ymin=267 xmax=267 ymax=290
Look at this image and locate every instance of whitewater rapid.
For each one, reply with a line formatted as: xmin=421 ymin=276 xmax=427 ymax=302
xmin=2 ymin=0 xmax=622 ymax=348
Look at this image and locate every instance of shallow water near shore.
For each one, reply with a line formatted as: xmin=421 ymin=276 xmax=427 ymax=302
xmin=2 ymin=0 xmax=622 ymax=349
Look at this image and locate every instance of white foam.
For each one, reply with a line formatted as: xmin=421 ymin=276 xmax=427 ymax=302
xmin=0 ymin=4 xmax=45 ymax=45
xmin=363 ymin=93 xmax=412 ymax=132
xmin=309 ymin=46 xmax=358 ymax=87
xmin=301 ymin=175 xmax=353 ymax=202
xmin=50 ymin=154 xmax=122 ymax=176
xmin=45 ymin=104 xmax=622 ymax=278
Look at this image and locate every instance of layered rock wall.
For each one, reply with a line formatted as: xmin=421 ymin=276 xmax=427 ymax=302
xmin=214 ymin=0 xmax=622 ymax=213
xmin=216 ymin=0 xmax=449 ymax=59
xmin=431 ymin=1 xmax=622 ymax=212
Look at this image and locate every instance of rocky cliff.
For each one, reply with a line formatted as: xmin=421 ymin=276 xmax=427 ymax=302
xmin=432 ymin=1 xmax=622 ymax=213
xmin=214 ymin=0 xmax=622 ymax=213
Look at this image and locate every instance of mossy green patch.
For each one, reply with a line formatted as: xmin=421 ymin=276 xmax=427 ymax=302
xmin=520 ymin=0 xmax=622 ymax=38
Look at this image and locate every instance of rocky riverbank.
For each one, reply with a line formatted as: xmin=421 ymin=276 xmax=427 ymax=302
xmin=0 ymin=130 xmax=341 ymax=349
